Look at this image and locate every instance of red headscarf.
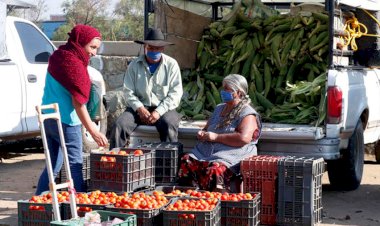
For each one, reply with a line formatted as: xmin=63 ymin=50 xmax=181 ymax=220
xmin=48 ymin=24 xmax=102 ymax=104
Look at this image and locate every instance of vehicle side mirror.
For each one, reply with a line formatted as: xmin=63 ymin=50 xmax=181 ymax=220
xmin=35 ymin=51 xmax=51 ymax=63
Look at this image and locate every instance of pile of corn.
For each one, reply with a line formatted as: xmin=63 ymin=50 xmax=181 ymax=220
xmin=179 ymin=3 xmax=329 ymax=126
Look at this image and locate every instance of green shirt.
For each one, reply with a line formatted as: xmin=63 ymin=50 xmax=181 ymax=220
xmin=123 ymin=54 xmax=183 ymax=116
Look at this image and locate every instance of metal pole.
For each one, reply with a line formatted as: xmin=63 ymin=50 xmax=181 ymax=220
xmin=144 ymin=0 xmax=149 ymax=39
xmin=327 ymin=0 xmax=334 ymax=69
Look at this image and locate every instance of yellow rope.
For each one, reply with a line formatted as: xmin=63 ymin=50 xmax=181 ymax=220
xmin=339 ymin=9 xmax=380 ymax=51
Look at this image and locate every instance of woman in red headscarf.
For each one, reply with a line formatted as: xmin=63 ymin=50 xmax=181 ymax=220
xmin=36 ymin=24 xmax=108 ymax=195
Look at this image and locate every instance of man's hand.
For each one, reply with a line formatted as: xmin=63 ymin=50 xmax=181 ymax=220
xmin=148 ymin=111 xmax=160 ymax=124
xmin=137 ymin=107 xmax=151 ymax=124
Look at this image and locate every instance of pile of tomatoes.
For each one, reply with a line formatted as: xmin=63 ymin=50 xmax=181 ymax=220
xmin=189 ymin=190 xmax=256 ymax=201
xmin=166 ymin=198 xmax=219 ymax=212
xmin=98 ymin=149 xmax=145 ymax=170
xmin=113 ymin=192 xmax=169 ymax=210
xmin=28 ymin=191 xmax=70 ymax=210
xmin=152 ymin=189 xmax=193 ymax=197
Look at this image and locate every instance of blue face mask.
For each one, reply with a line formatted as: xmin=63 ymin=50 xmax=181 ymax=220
xmin=146 ymin=51 xmax=162 ymax=61
xmin=220 ymin=90 xmax=234 ymax=103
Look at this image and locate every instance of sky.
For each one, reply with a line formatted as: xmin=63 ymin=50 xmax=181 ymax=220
xmin=24 ymin=0 xmax=118 ymax=20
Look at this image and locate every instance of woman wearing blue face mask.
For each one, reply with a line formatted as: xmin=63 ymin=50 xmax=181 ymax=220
xmin=178 ymin=74 xmax=262 ymax=192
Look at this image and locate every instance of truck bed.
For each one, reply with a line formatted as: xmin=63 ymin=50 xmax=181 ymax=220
xmin=129 ymin=121 xmax=338 ymax=160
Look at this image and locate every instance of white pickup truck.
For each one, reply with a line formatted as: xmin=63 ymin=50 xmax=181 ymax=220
xmin=128 ymin=0 xmax=380 ymax=191
xmin=0 ymin=3 xmax=106 ymax=151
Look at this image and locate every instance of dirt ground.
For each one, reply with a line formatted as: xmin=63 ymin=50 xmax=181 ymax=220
xmin=1 ymin=146 xmax=380 ymax=226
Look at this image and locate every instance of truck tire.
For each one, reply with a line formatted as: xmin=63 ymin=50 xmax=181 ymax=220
xmin=82 ymin=107 xmax=107 ymax=153
xmin=327 ymin=120 xmax=364 ymax=191
xmin=374 ymin=141 xmax=380 ymax=163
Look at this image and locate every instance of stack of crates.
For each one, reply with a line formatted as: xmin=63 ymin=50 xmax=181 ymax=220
xmin=56 ymin=152 xmax=91 ymax=187
xmin=277 ymin=157 xmax=324 ymax=225
xmin=137 ymin=142 xmax=183 ymax=184
xmin=240 ymin=155 xmax=285 ymax=225
xmin=89 ymin=148 xmax=155 ymax=193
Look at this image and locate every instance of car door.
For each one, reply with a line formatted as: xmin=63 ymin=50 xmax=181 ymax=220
xmin=12 ymin=19 xmax=55 ymax=134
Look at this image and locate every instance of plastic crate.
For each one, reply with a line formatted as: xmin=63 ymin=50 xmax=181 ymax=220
xmin=90 ymin=148 xmax=155 ymax=193
xmin=163 ymin=197 xmax=221 ymax=226
xmin=18 ymin=200 xmax=58 ymax=226
xmin=240 ymin=155 xmax=285 ymax=225
xmin=106 ymin=205 xmax=164 ymax=226
xmin=220 ymin=192 xmax=261 ymax=226
xmin=56 ymin=152 xmax=91 ymax=187
xmin=277 ymin=157 xmax=325 ymax=226
xmin=50 ymin=210 xmax=137 ymax=226
xmin=137 ymin=142 xmax=183 ymax=184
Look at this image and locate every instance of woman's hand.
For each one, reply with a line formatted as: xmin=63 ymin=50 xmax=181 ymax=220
xmin=197 ymin=130 xmax=218 ymax=142
xmin=90 ymin=128 xmax=109 ymax=147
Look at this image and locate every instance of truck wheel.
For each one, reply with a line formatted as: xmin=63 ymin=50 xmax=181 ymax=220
xmin=82 ymin=107 xmax=107 ymax=153
xmin=374 ymin=141 xmax=380 ymax=163
xmin=327 ymin=120 xmax=364 ymax=191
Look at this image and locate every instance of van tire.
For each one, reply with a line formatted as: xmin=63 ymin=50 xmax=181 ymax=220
xmin=327 ymin=120 xmax=364 ymax=191
xmin=82 ymin=107 xmax=107 ymax=153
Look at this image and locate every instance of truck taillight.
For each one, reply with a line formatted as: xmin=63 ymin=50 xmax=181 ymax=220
xmin=327 ymin=86 xmax=342 ymax=124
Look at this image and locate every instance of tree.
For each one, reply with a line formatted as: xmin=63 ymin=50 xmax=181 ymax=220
xmin=62 ymin=0 xmax=110 ymax=25
xmin=8 ymin=0 xmax=47 ymax=23
xmin=113 ymin=0 xmax=145 ymax=40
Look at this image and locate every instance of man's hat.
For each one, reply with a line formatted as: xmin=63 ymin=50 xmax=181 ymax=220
xmin=134 ymin=28 xmax=174 ymax=47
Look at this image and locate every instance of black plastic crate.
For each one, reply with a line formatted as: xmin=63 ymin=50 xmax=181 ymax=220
xmin=18 ymin=200 xmax=58 ymax=226
xmin=163 ymin=197 xmax=221 ymax=226
xmin=221 ymin=192 xmax=261 ymax=226
xmin=56 ymin=152 xmax=91 ymax=187
xmin=137 ymin=142 xmax=183 ymax=184
xmin=90 ymin=148 xmax=155 ymax=193
xmin=277 ymin=157 xmax=325 ymax=226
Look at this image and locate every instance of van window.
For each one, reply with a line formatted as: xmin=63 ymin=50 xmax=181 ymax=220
xmin=14 ymin=22 xmax=55 ymax=63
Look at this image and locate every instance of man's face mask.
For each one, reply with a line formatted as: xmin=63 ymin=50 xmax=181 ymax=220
xmin=146 ymin=51 xmax=162 ymax=61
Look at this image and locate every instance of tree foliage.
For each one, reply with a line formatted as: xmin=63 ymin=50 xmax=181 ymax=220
xmin=52 ymin=0 xmax=145 ymax=41
xmin=62 ymin=0 xmax=110 ymax=25
xmin=113 ymin=0 xmax=145 ymax=40
xmin=7 ymin=0 xmax=47 ymax=23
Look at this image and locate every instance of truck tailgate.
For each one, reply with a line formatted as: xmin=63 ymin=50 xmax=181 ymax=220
xmin=261 ymin=123 xmax=325 ymax=140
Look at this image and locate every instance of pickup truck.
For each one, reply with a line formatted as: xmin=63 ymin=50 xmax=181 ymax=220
xmin=128 ymin=0 xmax=380 ymax=191
xmin=0 ymin=9 xmax=107 ymax=152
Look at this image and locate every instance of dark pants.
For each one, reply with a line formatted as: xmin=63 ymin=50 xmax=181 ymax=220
xmin=109 ymin=107 xmax=181 ymax=149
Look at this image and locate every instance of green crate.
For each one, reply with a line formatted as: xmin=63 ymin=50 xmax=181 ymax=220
xmin=18 ymin=200 xmax=58 ymax=226
xmin=50 ymin=210 xmax=136 ymax=226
